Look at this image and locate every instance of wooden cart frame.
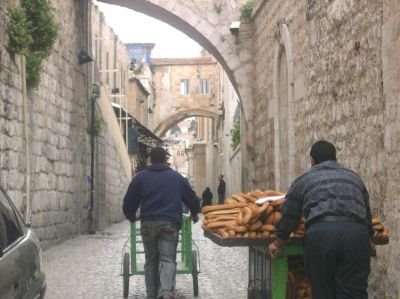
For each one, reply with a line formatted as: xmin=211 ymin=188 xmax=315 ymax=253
xmin=122 ymin=215 xmax=199 ymax=298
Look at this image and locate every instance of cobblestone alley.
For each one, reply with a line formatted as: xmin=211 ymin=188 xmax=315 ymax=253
xmin=43 ymin=217 xmax=248 ymax=299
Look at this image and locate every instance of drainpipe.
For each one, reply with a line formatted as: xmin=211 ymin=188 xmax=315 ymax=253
xmin=86 ymin=0 xmax=96 ymax=234
xmin=88 ymin=89 xmax=96 ymax=234
xmin=87 ymin=83 xmax=101 ymax=234
xmin=21 ymin=55 xmax=31 ymax=225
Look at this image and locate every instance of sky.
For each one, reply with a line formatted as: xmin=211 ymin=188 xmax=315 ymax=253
xmin=94 ymin=2 xmax=203 ymax=58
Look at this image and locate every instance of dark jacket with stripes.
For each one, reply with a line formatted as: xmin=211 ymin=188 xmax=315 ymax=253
xmin=276 ymin=160 xmax=373 ymax=240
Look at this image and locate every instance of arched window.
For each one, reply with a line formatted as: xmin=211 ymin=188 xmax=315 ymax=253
xmin=273 ymin=23 xmax=295 ymax=192
xmin=278 ymin=48 xmax=289 ymax=191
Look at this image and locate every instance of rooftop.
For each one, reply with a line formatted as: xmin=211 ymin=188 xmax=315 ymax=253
xmin=151 ymin=57 xmax=216 ymax=66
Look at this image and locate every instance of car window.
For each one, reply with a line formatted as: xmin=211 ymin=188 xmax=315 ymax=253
xmin=0 ymin=188 xmax=24 ymax=249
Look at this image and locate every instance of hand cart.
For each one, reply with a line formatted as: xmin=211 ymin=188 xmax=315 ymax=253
xmin=122 ymin=215 xmax=200 ymax=298
xmin=204 ymin=230 xmax=303 ymax=299
xmin=204 ymin=230 xmax=388 ymax=299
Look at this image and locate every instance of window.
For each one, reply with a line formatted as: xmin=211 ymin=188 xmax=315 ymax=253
xmin=180 ymin=79 xmax=190 ymax=95
xmin=176 ymin=150 xmax=185 ymax=157
xmin=0 ymin=188 xmax=24 ymax=248
xmin=199 ymin=79 xmax=210 ymax=95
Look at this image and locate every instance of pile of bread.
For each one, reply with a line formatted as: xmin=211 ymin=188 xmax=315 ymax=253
xmin=201 ymin=189 xmax=304 ymax=238
xmin=287 ymin=255 xmax=312 ymax=299
xmin=292 ymin=275 xmax=312 ymax=299
xmin=372 ymin=217 xmax=389 ymax=238
xmin=201 ymin=189 xmax=389 ymax=239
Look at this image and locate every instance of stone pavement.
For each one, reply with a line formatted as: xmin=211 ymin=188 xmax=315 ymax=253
xmin=43 ymin=217 xmax=249 ymax=299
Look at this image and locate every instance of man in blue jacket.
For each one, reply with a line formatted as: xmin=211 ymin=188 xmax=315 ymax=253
xmin=123 ymin=147 xmax=200 ymax=299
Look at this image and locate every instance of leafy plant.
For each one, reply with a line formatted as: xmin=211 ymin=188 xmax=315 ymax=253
xmin=92 ymin=117 xmax=103 ymax=136
xmin=7 ymin=5 xmax=32 ymax=56
xmin=213 ymin=3 xmax=223 ymax=14
xmin=240 ymin=0 xmax=253 ymax=23
xmin=230 ymin=119 xmax=240 ymax=150
xmin=7 ymin=0 xmax=59 ymax=88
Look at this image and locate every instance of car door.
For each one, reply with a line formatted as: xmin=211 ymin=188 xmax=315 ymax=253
xmin=0 ymin=188 xmax=26 ymax=299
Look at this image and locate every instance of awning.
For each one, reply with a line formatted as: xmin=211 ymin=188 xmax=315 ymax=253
xmin=111 ymin=102 xmax=162 ymax=149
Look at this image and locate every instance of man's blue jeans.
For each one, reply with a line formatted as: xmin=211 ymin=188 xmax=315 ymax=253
xmin=140 ymin=220 xmax=179 ymax=299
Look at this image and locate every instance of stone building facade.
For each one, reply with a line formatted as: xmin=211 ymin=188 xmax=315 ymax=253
xmin=126 ymin=43 xmax=156 ymax=130
xmin=151 ymin=57 xmax=220 ymax=136
xmin=0 ymin=0 xmax=130 ymax=248
xmin=151 ymin=56 xmax=220 ymax=194
xmin=128 ymin=77 xmax=150 ymax=126
xmin=216 ymin=65 xmax=242 ymax=200
xmin=250 ymin=1 xmax=399 ymax=298
xmin=92 ymin=4 xmax=130 ymax=99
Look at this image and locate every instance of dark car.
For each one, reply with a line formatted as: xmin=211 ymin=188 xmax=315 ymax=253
xmin=0 ymin=185 xmax=46 ymax=298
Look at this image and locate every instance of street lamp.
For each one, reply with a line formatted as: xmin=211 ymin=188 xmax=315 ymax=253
xmin=77 ymin=50 xmax=93 ymax=65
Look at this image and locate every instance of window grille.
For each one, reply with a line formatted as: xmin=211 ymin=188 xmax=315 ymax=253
xmin=199 ymin=79 xmax=210 ymax=95
xmin=180 ymin=79 xmax=190 ymax=95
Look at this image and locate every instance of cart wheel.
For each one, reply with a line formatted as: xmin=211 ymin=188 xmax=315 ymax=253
xmin=191 ymin=250 xmax=199 ymax=297
xmin=123 ymin=252 xmax=130 ymax=298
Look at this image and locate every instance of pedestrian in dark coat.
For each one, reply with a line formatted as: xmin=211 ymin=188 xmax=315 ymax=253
xmin=268 ymin=140 xmax=373 ymax=299
xmin=201 ymin=187 xmax=213 ymax=207
xmin=217 ymin=175 xmax=226 ymax=204
xmin=123 ymin=147 xmax=200 ymax=299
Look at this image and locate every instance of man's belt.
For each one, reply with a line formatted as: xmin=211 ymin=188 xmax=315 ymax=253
xmin=305 ymin=215 xmax=366 ymax=230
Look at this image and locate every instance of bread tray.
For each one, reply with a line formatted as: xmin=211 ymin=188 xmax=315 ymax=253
xmin=203 ymin=229 xmax=303 ymax=247
xmin=372 ymin=235 xmax=389 ymax=245
xmin=204 ymin=230 xmax=389 ymax=247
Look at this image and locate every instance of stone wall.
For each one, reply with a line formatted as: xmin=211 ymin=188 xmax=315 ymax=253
xmin=95 ymin=129 xmax=129 ymax=230
xmin=370 ymin=1 xmax=400 ymax=298
xmin=0 ymin=0 xmax=130 ymax=248
xmin=192 ymin=143 xmax=207 ymax=195
xmin=128 ymin=78 xmax=150 ymax=125
xmin=252 ymin=0 xmax=399 ymax=297
xmin=252 ymin=0 xmax=308 ymax=191
xmin=0 ymin=0 xmax=26 ymax=209
xmin=91 ymin=3 xmax=130 ymax=95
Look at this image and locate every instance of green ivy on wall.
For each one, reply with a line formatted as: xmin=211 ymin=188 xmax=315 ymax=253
xmin=213 ymin=3 xmax=223 ymax=14
xmin=7 ymin=0 xmax=59 ymax=88
xmin=240 ymin=1 xmax=253 ymax=23
xmin=6 ymin=5 xmax=32 ymax=56
xmin=230 ymin=119 xmax=241 ymax=150
xmin=93 ymin=116 xmax=103 ymax=136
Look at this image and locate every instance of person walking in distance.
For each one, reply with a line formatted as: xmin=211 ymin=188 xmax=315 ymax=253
xmin=123 ymin=147 xmax=200 ymax=299
xmin=217 ymin=175 xmax=226 ymax=204
xmin=268 ymin=140 xmax=374 ymax=299
xmin=201 ymin=187 xmax=213 ymax=207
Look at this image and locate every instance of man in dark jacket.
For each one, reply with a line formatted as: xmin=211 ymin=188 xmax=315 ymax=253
xmin=201 ymin=187 xmax=213 ymax=207
xmin=268 ymin=140 xmax=373 ymax=299
xmin=123 ymin=147 xmax=200 ymax=299
xmin=217 ymin=175 xmax=226 ymax=204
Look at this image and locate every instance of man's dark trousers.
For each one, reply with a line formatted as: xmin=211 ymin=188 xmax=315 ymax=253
xmin=304 ymin=221 xmax=370 ymax=299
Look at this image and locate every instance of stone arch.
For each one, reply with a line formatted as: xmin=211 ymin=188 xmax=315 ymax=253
xmin=155 ymin=108 xmax=218 ymax=137
xmin=98 ymin=0 xmax=253 ymax=126
xmin=272 ymin=23 xmax=295 ymax=191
